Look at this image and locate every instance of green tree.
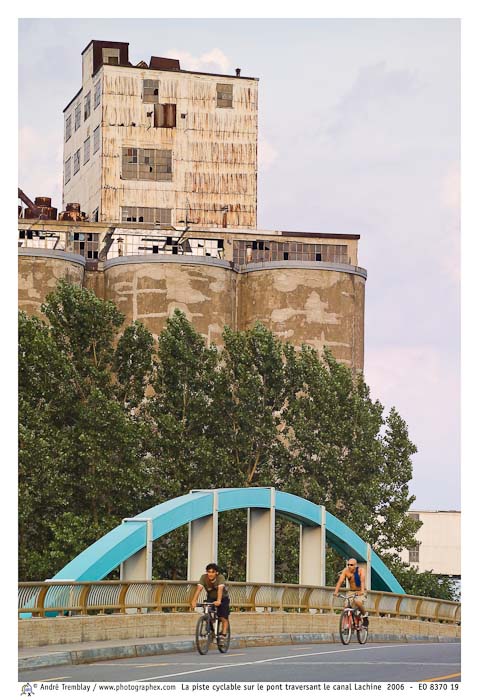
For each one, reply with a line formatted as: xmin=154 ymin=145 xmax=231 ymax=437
xmin=278 ymin=346 xmax=420 ymax=557
xmin=219 ymin=323 xmax=290 ymax=487
xmin=19 ymin=282 xmax=155 ymax=580
xmin=20 ymin=288 xmax=423 ymax=593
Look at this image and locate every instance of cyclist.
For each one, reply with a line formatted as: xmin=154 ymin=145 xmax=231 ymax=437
xmin=191 ymin=563 xmax=230 ymax=637
xmin=334 ymin=558 xmax=369 ymax=627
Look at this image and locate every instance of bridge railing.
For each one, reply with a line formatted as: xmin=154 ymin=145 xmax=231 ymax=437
xmin=18 ymin=580 xmax=460 ymax=624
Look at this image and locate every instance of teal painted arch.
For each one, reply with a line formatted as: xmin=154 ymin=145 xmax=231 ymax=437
xmin=53 ymin=488 xmax=405 ymax=593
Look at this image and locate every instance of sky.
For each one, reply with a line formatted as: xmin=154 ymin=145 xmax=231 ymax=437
xmin=17 ymin=16 xmax=461 ymax=511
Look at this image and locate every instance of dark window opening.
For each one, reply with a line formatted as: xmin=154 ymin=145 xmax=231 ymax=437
xmin=316 ymin=253 xmax=322 ymax=261
xmin=154 ymin=103 xmax=176 ymax=128
xmin=284 ymin=252 xmax=289 ymax=260
xmin=153 ymin=245 xmax=159 ymax=254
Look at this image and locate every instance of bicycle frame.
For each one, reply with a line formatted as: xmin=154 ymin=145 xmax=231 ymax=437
xmin=338 ymin=593 xmax=368 ymax=645
xmin=342 ymin=596 xmax=362 ymax=629
xmin=200 ymin=603 xmax=220 ymax=635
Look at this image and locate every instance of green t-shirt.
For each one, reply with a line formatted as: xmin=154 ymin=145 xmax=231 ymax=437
xmin=199 ymin=573 xmax=228 ymax=600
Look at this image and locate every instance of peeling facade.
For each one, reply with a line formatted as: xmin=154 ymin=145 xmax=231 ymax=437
xmin=62 ymin=40 xmax=258 ymax=228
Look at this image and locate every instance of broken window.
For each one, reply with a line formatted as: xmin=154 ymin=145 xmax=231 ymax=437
xmin=73 ymin=149 xmax=81 ymax=175
xmin=93 ymin=126 xmax=100 ymax=154
xmin=216 ymin=83 xmax=233 ymax=108
xmin=121 ymin=207 xmax=172 ymax=224
xmin=102 ymin=48 xmax=120 ymax=65
xmin=94 ymin=81 xmax=101 ymax=109
xmin=74 ymin=103 xmax=81 ymax=131
xmin=84 ymin=136 xmax=90 ymax=164
xmin=121 ymin=147 xmax=172 ymax=181
xmin=233 ymin=240 xmax=349 ymax=265
xmin=72 ymin=232 xmax=99 ymax=259
xmin=84 ymin=92 xmax=91 ymax=121
xmin=65 ymin=115 xmax=72 ymax=142
xmin=64 ymin=157 xmax=71 ymax=184
xmin=143 ymin=79 xmax=159 ymax=103
xmin=154 ymin=103 xmax=177 ymax=128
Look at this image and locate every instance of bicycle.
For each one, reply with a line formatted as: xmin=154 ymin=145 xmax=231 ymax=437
xmin=194 ymin=602 xmax=231 ymax=655
xmin=337 ymin=593 xmax=368 ymax=645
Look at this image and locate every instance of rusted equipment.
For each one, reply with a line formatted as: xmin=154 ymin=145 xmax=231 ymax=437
xmin=58 ymin=202 xmax=88 ymax=222
xmin=18 ymin=189 xmax=58 ymax=220
xmin=18 ymin=188 xmax=36 ymax=211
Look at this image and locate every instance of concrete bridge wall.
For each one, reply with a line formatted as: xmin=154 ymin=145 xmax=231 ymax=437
xmin=19 ymin=611 xmax=460 ymax=649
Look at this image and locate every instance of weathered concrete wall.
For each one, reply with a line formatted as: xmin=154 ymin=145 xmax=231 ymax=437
xmin=238 ymin=264 xmax=365 ymax=371
xmin=17 ymin=250 xmax=365 ymax=369
xmin=18 ymin=250 xmax=85 ymax=320
xmin=103 ymin=257 xmax=236 ymax=345
xmin=19 ymin=612 xmax=460 ymax=649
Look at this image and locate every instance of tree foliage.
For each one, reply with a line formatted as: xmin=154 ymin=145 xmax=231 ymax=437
xmin=19 ymin=282 xmax=155 ymax=580
xmin=19 ymin=282 xmax=436 ymax=597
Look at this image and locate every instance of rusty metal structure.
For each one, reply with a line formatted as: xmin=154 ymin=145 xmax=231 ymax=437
xmin=18 ymin=189 xmax=58 ymax=220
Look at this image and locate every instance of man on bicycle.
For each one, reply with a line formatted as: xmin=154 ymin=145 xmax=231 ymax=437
xmin=191 ymin=563 xmax=230 ymax=636
xmin=334 ymin=558 xmax=369 ymax=627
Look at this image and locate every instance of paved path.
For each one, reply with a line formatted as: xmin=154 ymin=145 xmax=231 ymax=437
xmin=19 ymin=638 xmax=460 ymax=684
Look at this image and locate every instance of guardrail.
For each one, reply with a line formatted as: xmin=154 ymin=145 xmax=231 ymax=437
xmin=18 ymin=581 xmax=460 ymax=624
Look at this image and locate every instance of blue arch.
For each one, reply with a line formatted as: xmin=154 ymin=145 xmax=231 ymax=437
xmin=53 ymin=488 xmax=404 ymax=593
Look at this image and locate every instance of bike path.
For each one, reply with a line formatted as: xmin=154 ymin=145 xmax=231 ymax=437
xmin=19 ymin=630 xmax=459 ymax=673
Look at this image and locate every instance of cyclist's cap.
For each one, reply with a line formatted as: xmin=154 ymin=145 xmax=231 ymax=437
xmin=206 ymin=563 xmax=219 ymax=572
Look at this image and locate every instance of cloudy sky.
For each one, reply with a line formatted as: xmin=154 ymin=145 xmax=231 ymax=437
xmin=18 ymin=17 xmax=461 ymax=511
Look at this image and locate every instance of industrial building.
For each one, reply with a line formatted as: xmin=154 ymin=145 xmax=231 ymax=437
xmin=62 ymin=40 xmax=258 ymax=229
xmin=399 ymin=510 xmax=461 ymax=579
xmin=18 ymin=39 xmax=367 ymax=370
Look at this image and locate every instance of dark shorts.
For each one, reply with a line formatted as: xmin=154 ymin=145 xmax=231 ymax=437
xmin=207 ymin=596 xmax=230 ymax=619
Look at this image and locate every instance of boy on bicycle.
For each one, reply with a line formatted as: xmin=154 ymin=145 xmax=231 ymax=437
xmin=334 ymin=558 xmax=369 ymax=627
xmin=191 ymin=563 xmax=230 ymax=636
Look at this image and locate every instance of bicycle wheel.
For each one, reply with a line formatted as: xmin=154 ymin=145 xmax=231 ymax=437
xmin=195 ymin=615 xmax=211 ymax=655
xmin=339 ymin=609 xmax=352 ymax=645
xmin=217 ymin=622 xmax=231 ymax=653
xmin=357 ymin=620 xmax=368 ymax=645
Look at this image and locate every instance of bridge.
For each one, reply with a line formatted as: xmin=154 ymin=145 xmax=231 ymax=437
xmin=51 ymin=487 xmax=404 ymax=593
xmin=19 ymin=488 xmax=460 ymax=671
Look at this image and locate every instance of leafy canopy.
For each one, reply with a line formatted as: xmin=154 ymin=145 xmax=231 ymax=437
xmin=18 ymin=283 xmax=441 ymax=597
